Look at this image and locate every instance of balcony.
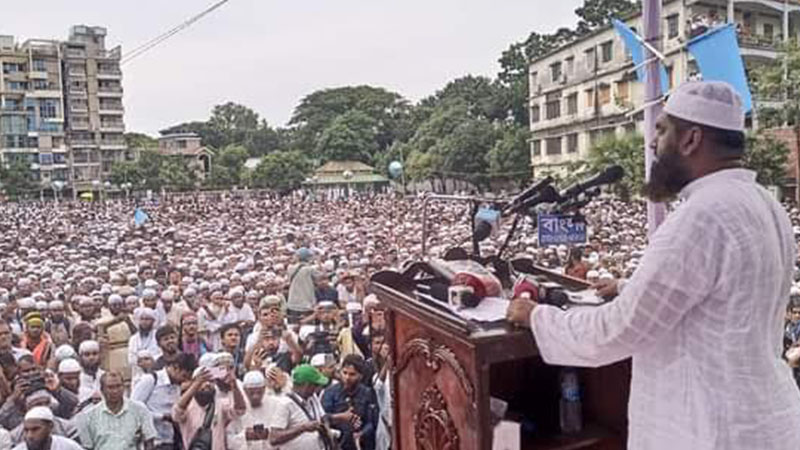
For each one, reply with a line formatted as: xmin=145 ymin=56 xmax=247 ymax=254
xmin=738 ymin=32 xmax=780 ymax=59
xmin=65 ymin=48 xmax=86 ymax=59
xmin=67 ymin=70 xmax=86 ymax=79
xmin=94 ymin=48 xmax=122 ymax=60
xmin=70 ymin=138 xmax=97 ymax=148
xmin=100 ymin=139 xmax=126 ymax=150
xmin=27 ymin=71 xmax=48 ymax=80
xmin=99 ymin=105 xmax=124 ymax=115
xmin=0 ymin=105 xmax=26 ymax=114
xmin=68 ymin=87 xmax=87 ymax=97
xmin=70 ymin=103 xmax=89 ymax=113
xmin=97 ymin=85 xmax=123 ymax=97
xmin=26 ymin=89 xmax=61 ymax=99
xmin=99 ymin=122 xmax=125 ymax=132
xmin=69 ymin=121 xmax=90 ymax=131
xmin=97 ymin=69 xmax=122 ymax=80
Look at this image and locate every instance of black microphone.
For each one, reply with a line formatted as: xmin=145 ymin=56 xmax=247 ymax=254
xmin=559 ymin=165 xmax=624 ymax=203
xmin=508 ymin=185 xmax=561 ymax=215
xmin=556 ymin=188 xmax=601 ymax=213
xmin=504 ymin=176 xmax=554 ymax=214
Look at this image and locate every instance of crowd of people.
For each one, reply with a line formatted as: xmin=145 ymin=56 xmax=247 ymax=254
xmin=0 ymin=190 xmax=798 ymax=449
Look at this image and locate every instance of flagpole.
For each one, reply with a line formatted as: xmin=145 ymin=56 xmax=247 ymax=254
xmin=643 ymin=0 xmax=667 ymax=234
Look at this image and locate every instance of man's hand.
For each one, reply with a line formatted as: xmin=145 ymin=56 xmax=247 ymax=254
xmin=302 ymin=421 xmax=323 ymax=433
xmin=506 ymin=298 xmax=537 ymax=328
xmin=592 ymin=279 xmax=619 ymax=297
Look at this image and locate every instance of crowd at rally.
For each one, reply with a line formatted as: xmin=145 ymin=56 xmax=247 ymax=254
xmin=0 ymin=190 xmax=798 ymax=449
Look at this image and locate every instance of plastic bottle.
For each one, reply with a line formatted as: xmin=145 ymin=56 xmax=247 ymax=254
xmin=559 ymin=368 xmax=583 ymax=434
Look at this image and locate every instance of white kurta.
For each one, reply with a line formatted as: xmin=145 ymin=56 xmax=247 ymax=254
xmin=531 ymin=169 xmax=800 ymax=450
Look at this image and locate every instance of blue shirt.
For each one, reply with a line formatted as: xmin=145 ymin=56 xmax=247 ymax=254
xmin=321 ymin=382 xmax=377 ymax=450
xmin=130 ymin=369 xmax=180 ymax=445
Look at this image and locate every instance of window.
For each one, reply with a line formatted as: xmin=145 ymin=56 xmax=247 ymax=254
xmin=39 ymin=153 xmax=53 ymax=165
xmin=586 ymin=89 xmax=595 ymax=108
xmin=6 ymin=81 xmax=27 ymax=91
xmin=33 ymin=80 xmax=50 ymax=90
xmin=601 ymin=41 xmax=614 ymax=63
xmin=545 ymin=99 xmax=561 ymax=120
xmin=565 ymin=56 xmax=575 ymax=75
xmin=532 ymin=140 xmax=542 ymax=157
xmin=585 ymin=47 xmax=596 ymax=71
xmin=531 ymin=104 xmax=541 ymax=123
xmin=178 ymin=140 xmax=187 ymax=149
xmin=764 ymin=23 xmax=774 ymax=39
xmin=617 ymin=80 xmax=630 ymax=103
xmin=546 ymin=137 xmax=562 ymax=155
xmin=1 ymin=115 xmax=27 ymax=134
xmin=2 ymin=63 xmax=20 ymax=74
xmin=667 ymin=14 xmax=680 ymax=39
xmin=550 ymin=62 xmax=562 ymax=82
xmin=567 ymin=93 xmax=578 ymax=115
xmin=53 ymin=153 xmax=67 ymax=164
xmin=530 ymin=71 xmax=538 ymax=90
xmin=32 ymin=59 xmax=47 ymax=72
xmin=567 ymin=133 xmax=579 ymax=153
xmin=599 ymin=85 xmax=612 ymax=105
xmin=40 ymin=100 xmax=57 ymax=119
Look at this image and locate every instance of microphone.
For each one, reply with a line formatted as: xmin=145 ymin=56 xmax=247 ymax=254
xmin=558 ymin=165 xmax=624 ymax=203
xmin=507 ymin=185 xmax=561 ymax=215
xmin=504 ymin=177 xmax=554 ymax=214
xmin=472 ymin=208 xmax=500 ymax=242
xmin=556 ymin=188 xmax=601 ymax=213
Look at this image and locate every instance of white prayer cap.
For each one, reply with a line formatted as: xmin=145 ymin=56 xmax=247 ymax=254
xmin=160 ymin=290 xmax=175 ymax=301
xmin=24 ymin=406 xmax=54 ymax=423
xmin=142 ymin=289 xmax=157 ymax=299
xmin=243 ymin=371 xmax=266 ymax=388
xmin=144 ymin=279 xmax=159 ymax=289
xmin=49 ymin=300 xmax=64 ymax=310
xmin=54 ymin=344 xmax=76 ymax=362
xmin=363 ymin=294 xmax=380 ymax=307
xmin=108 ymin=294 xmax=123 ymax=305
xmin=664 ymin=81 xmax=744 ymax=132
xmin=79 ymin=340 xmax=100 ymax=354
xmin=57 ymin=358 xmax=81 ymax=374
xmin=35 ymin=301 xmax=47 ymax=311
xmin=134 ymin=307 xmax=157 ymax=322
xmin=198 ymin=352 xmax=216 ymax=368
xmin=17 ymin=298 xmax=35 ymax=309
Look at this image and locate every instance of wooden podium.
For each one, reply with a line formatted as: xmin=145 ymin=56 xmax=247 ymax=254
xmin=371 ymin=264 xmax=630 ymax=450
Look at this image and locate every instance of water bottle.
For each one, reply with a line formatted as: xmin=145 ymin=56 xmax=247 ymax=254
xmin=559 ymin=368 xmax=583 ymax=434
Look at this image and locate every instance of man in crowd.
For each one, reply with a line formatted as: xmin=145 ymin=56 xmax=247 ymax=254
xmin=77 ymin=371 xmax=157 ymax=450
xmin=240 ymin=370 xmax=279 ymax=450
xmin=78 ymin=340 xmax=104 ymax=403
xmin=14 ymin=407 xmax=82 ymax=450
xmin=132 ymin=352 xmax=197 ymax=450
xmin=269 ymin=365 xmax=330 ymax=450
xmin=322 ymin=354 xmax=377 ymax=450
xmin=128 ymin=308 xmax=161 ymax=382
xmin=153 ymin=325 xmax=180 ymax=370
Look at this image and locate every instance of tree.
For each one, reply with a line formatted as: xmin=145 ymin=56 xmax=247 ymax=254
xmin=124 ymin=132 xmax=158 ymax=150
xmin=250 ymin=151 xmax=311 ymax=193
xmin=586 ymin=133 xmax=645 ymax=200
xmin=0 ymin=158 xmax=36 ymax=198
xmin=574 ymin=0 xmax=640 ymax=35
xmin=289 ymin=86 xmax=411 ymax=157
xmin=422 ymin=76 xmax=509 ymax=122
xmin=205 ymin=144 xmax=249 ymax=189
xmin=109 ymin=161 xmax=143 ymax=186
xmin=314 ymin=111 xmax=380 ymax=163
xmin=159 ymin=158 xmax=197 ymax=191
xmin=744 ymin=134 xmax=789 ymax=187
xmin=752 ymin=40 xmax=800 ymax=201
xmin=486 ymin=125 xmax=532 ymax=186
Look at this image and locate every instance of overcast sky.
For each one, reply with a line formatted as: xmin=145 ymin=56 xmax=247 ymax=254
xmin=4 ymin=0 xmax=583 ymax=135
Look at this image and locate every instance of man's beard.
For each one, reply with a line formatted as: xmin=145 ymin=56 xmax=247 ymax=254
xmin=25 ymin=437 xmax=49 ymax=450
xmin=195 ymin=390 xmax=215 ymax=406
xmin=642 ymin=149 xmax=693 ymax=202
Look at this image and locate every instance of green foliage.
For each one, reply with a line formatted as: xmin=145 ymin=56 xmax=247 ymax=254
xmin=744 ymin=134 xmax=789 ymax=187
xmin=250 ymin=151 xmax=312 ymax=193
xmin=753 ymin=40 xmax=800 ymax=127
xmin=574 ymin=0 xmax=640 ymax=35
xmin=205 ymin=144 xmax=249 ymax=189
xmin=110 ymin=150 xmax=197 ymax=192
xmin=586 ymin=133 xmax=645 ymax=199
xmin=422 ymin=76 xmax=510 ymax=122
xmin=124 ymin=132 xmax=158 ymax=150
xmin=0 ymin=158 xmax=36 ymax=197
xmin=486 ymin=125 xmax=532 ymax=184
xmin=290 ymin=85 xmax=412 ymax=158
xmin=314 ymin=110 xmax=380 ymax=163
xmin=161 ymin=103 xmax=280 ymax=158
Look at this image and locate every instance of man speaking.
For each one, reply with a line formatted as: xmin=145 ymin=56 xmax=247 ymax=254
xmin=507 ymin=81 xmax=800 ymax=449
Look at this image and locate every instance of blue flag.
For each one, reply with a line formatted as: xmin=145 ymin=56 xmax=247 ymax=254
xmin=687 ymin=24 xmax=753 ymax=113
xmin=612 ymin=19 xmax=670 ymax=94
xmin=134 ymin=207 xmax=149 ymax=226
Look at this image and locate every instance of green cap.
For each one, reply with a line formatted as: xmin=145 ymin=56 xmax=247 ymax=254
xmin=292 ymin=364 xmax=329 ymax=386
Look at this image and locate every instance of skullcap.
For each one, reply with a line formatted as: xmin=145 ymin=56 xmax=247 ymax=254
xmin=243 ymin=371 xmax=266 ymax=388
xmin=78 ymin=340 xmax=100 ymax=354
xmin=664 ymin=81 xmax=744 ymax=132
xmin=57 ymin=358 xmax=81 ymax=374
xmin=24 ymin=406 xmax=54 ymax=423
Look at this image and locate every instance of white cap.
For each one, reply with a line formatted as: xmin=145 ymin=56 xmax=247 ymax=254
xmin=54 ymin=344 xmax=76 ymax=362
xmin=664 ymin=81 xmax=744 ymax=132
xmin=25 ymin=406 xmax=54 ymax=422
xmin=78 ymin=340 xmax=100 ymax=354
xmin=243 ymin=371 xmax=266 ymax=388
xmin=108 ymin=294 xmax=123 ymax=305
xmin=58 ymin=358 xmax=81 ymax=374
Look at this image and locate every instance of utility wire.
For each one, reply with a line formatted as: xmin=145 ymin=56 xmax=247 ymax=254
xmin=121 ymin=0 xmax=231 ymax=65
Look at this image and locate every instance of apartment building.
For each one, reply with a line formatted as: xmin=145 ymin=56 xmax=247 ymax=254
xmin=529 ymin=0 xmax=800 ymax=177
xmin=0 ymin=25 xmax=128 ymax=197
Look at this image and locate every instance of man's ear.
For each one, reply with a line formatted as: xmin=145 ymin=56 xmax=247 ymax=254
xmin=678 ymin=126 xmax=702 ymax=157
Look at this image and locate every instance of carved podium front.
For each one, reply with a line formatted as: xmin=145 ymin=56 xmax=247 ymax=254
xmin=371 ymin=265 xmax=630 ymax=450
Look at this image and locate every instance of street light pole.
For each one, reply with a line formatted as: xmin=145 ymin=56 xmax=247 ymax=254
xmin=643 ymin=0 xmax=667 ymax=235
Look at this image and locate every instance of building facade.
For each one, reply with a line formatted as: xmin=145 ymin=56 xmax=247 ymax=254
xmin=0 ymin=25 xmax=127 ymax=197
xmin=529 ymin=0 xmax=800 ymax=177
xmin=157 ymin=133 xmax=212 ymax=180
